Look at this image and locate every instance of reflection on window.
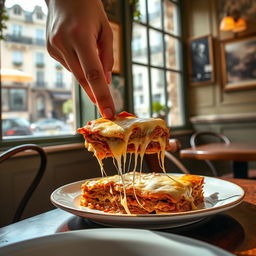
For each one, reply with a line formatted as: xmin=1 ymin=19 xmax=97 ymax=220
xmin=1 ymin=1 xmax=75 ymax=139
xmin=148 ymin=0 xmax=162 ymax=29
xmin=132 ymin=0 xmax=183 ymax=127
xmin=149 ymin=29 xmax=164 ymax=67
xmin=166 ymin=71 xmax=183 ymax=126
xmin=133 ymin=65 xmax=150 ymax=117
xmin=132 ymin=23 xmax=148 ymax=64
xmin=164 ymin=0 xmax=179 ymax=35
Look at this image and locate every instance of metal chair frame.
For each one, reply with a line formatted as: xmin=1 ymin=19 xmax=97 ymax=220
xmin=190 ymin=131 xmax=231 ymax=176
xmin=0 ymin=144 xmax=47 ymax=223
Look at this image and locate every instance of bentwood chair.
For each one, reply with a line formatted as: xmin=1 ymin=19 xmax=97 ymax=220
xmin=0 ymin=144 xmax=47 ymax=223
xmin=190 ymin=131 xmax=231 ymax=176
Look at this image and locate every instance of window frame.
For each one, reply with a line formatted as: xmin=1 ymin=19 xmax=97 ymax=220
xmin=130 ymin=0 xmax=188 ymax=129
xmin=0 ymin=82 xmax=84 ymax=150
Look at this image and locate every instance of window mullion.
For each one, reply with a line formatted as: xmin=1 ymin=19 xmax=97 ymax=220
xmin=161 ymin=0 xmax=169 ymax=124
xmin=146 ymin=0 xmax=153 ymax=117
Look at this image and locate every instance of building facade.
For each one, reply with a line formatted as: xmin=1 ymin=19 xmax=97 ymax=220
xmin=1 ymin=4 xmax=73 ymax=123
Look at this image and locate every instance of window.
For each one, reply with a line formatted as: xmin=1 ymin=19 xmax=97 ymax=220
xmin=13 ymin=5 xmax=21 ymax=15
xmin=1 ymin=88 xmax=27 ymax=111
xmin=12 ymin=50 xmax=23 ymax=65
xmin=131 ymin=0 xmax=184 ymax=126
xmin=36 ymin=95 xmax=46 ymax=118
xmin=35 ymin=28 xmax=45 ymax=45
xmin=12 ymin=24 xmax=22 ymax=37
xmin=56 ymin=72 xmax=64 ymax=88
xmin=1 ymin=0 xmax=76 ymax=142
xmin=36 ymin=71 xmax=45 ymax=87
xmin=35 ymin=52 xmax=44 ymax=66
xmin=36 ymin=11 xmax=43 ymax=20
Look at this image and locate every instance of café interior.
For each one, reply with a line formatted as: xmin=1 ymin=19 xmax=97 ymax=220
xmin=0 ymin=0 xmax=256 ymax=255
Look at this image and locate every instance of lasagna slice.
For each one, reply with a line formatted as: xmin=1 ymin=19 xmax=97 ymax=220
xmin=77 ymin=112 xmax=171 ymax=160
xmin=80 ymin=172 xmax=204 ymax=214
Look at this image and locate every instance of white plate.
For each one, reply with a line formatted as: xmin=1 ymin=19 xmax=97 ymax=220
xmin=50 ymin=175 xmax=244 ymax=229
xmin=0 ymin=229 xmax=234 ymax=256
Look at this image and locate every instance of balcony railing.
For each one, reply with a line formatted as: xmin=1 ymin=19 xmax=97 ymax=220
xmin=35 ymin=81 xmax=47 ymax=88
xmin=55 ymin=82 xmax=65 ymax=89
xmin=5 ymin=34 xmax=33 ymax=45
xmin=36 ymin=63 xmax=45 ymax=68
xmin=4 ymin=34 xmax=46 ymax=46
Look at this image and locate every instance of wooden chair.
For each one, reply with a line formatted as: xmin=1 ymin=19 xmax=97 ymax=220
xmin=190 ymin=131 xmax=231 ymax=176
xmin=0 ymin=144 xmax=47 ymax=223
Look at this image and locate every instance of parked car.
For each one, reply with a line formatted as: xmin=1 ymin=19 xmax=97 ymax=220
xmin=3 ymin=118 xmax=32 ymax=136
xmin=30 ymin=118 xmax=65 ymax=132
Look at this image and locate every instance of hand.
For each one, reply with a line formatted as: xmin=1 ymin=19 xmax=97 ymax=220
xmin=45 ymin=0 xmax=116 ymax=118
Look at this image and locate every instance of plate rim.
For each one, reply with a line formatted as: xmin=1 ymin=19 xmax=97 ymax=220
xmin=0 ymin=228 xmax=234 ymax=256
xmin=50 ymin=174 xmax=245 ymax=219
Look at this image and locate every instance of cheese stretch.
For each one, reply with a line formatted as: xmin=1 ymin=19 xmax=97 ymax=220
xmin=79 ymin=113 xmax=186 ymax=213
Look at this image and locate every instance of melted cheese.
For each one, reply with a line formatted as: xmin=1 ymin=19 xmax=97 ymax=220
xmin=82 ymin=114 xmax=180 ymax=213
xmin=87 ymin=172 xmax=193 ymax=200
xmin=90 ymin=116 xmax=167 ymax=138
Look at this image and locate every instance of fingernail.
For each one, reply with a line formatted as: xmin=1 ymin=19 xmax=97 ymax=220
xmin=103 ymin=107 xmax=114 ymax=118
xmin=106 ymin=71 xmax=112 ymax=84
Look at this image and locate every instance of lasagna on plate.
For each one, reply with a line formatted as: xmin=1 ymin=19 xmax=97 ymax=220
xmin=80 ymin=172 xmax=204 ymax=214
xmin=78 ymin=112 xmax=204 ymax=215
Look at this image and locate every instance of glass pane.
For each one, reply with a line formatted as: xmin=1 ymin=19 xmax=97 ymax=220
xmin=136 ymin=0 xmax=147 ymax=23
xmin=132 ymin=65 xmax=150 ymax=117
xmin=166 ymin=71 xmax=183 ymax=126
xmin=1 ymin=0 xmax=76 ymax=139
xmin=165 ymin=35 xmax=181 ymax=70
xmin=148 ymin=0 xmax=162 ymax=29
xmin=149 ymin=29 xmax=164 ymax=67
xmin=132 ymin=23 xmax=148 ymax=64
xmin=164 ymin=0 xmax=180 ymax=36
xmin=151 ymin=68 xmax=166 ymax=118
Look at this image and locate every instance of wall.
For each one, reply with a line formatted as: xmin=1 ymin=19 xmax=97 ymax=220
xmin=183 ymin=0 xmax=256 ymax=170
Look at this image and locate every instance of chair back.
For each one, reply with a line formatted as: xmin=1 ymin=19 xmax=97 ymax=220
xmin=0 ymin=144 xmax=47 ymax=223
xmin=190 ymin=131 xmax=231 ymax=148
xmin=190 ymin=131 xmax=231 ymax=176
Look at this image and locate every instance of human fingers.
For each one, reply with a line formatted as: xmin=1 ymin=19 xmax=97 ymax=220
xmin=98 ymin=22 xmax=114 ymax=84
xmin=47 ymin=30 xmax=96 ymax=103
xmin=57 ymin=48 xmax=96 ymax=104
xmin=73 ymin=36 xmax=116 ymax=118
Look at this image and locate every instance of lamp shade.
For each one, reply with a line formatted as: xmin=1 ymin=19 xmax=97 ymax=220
xmin=233 ymin=18 xmax=247 ymax=32
xmin=220 ymin=16 xmax=235 ymax=31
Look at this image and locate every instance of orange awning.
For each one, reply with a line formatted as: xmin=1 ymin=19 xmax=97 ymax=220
xmin=0 ymin=68 xmax=33 ymax=83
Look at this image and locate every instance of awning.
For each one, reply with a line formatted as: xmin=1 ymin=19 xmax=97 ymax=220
xmin=51 ymin=92 xmax=72 ymax=100
xmin=0 ymin=68 xmax=33 ymax=83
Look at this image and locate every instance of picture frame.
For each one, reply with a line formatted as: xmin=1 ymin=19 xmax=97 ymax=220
xmin=188 ymin=35 xmax=215 ymax=86
xmin=109 ymin=22 xmax=122 ymax=74
xmin=221 ymin=35 xmax=256 ymax=91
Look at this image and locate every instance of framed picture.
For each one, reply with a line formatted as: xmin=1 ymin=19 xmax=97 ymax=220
xmin=188 ymin=35 xmax=215 ymax=86
xmin=221 ymin=35 xmax=256 ymax=91
xmin=109 ymin=22 xmax=122 ymax=74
